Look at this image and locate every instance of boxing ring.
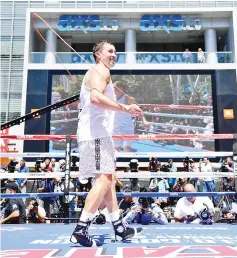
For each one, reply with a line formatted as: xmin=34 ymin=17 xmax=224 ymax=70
xmin=1 ymin=224 xmax=237 ymax=258
xmin=1 ymin=134 xmax=237 ymax=258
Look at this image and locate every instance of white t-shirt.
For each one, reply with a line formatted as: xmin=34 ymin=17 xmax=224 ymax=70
xmin=174 ymin=196 xmax=214 ymax=219
xmin=200 ymin=163 xmax=213 ymax=181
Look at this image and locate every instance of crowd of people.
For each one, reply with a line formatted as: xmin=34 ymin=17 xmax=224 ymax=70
xmin=0 ymin=156 xmax=236 ymax=225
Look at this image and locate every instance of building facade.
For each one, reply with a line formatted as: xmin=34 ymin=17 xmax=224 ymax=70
xmin=1 ymin=0 xmax=237 ymax=154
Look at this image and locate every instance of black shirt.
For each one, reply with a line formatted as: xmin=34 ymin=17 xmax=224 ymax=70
xmin=4 ymin=198 xmax=26 ymax=224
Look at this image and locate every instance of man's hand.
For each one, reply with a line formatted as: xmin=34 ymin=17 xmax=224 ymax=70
xmin=126 ymin=104 xmax=142 ymax=117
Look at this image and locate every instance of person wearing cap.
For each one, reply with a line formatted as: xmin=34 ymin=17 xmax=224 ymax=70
xmin=0 ymin=183 xmax=26 ymax=224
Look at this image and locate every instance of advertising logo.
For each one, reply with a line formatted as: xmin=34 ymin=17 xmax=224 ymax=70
xmin=140 ymin=15 xmax=202 ymax=34
xmin=57 ymin=15 xmax=120 ymax=34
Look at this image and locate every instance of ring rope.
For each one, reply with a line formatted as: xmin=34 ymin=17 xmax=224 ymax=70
xmin=1 ymin=191 xmax=236 ymax=199
xmin=138 ymin=121 xmax=213 ymax=131
xmin=0 ymin=151 xmax=233 ymax=158
xmin=0 ymin=134 xmax=234 ymax=140
xmin=143 ymin=112 xmax=213 ymax=120
xmin=139 ymin=104 xmax=212 ymax=110
xmin=0 ymin=172 xmax=235 ymax=179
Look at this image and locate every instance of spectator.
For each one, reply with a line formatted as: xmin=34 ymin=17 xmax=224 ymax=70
xmin=188 ymin=159 xmax=200 ymax=192
xmin=123 ymin=198 xmax=168 ymax=225
xmin=183 ymin=48 xmax=192 ymax=63
xmin=167 ymin=159 xmax=177 ymax=190
xmin=199 ymin=157 xmax=217 ymax=205
xmin=16 ymin=159 xmax=29 ymax=197
xmin=224 ymin=157 xmax=235 ymax=172
xmin=148 ymin=157 xmax=160 ymax=172
xmin=149 ymin=176 xmax=169 ymax=208
xmin=50 ymin=158 xmax=59 ymax=172
xmin=174 ymin=183 xmax=214 ymax=224
xmin=26 ymin=199 xmax=46 ymax=223
xmin=37 ymin=178 xmax=55 ymax=217
xmin=163 ymin=206 xmax=173 ymax=223
xmin=197 ymin=48 xmax=205 ymax=63
xmin=58 ymin=159 xmax=66 ymax=172
xmin=42 ymin=159 xmax=53 ymax=172
xmin=0 ymin=183 xmax=26 ymax=224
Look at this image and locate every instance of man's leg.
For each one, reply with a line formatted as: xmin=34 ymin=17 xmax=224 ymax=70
xmin=71 ymin=174 xmax=113 ymax=247
xmin=103 ymin=175 xmax=142 ymax=241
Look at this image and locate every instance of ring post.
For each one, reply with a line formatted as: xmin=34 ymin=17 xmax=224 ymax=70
xmin=64 ymin=135 xmax=71 ymax=224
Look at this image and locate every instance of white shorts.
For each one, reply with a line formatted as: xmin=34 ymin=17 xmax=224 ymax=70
xmin=78 ymin=136 xmax=115 ymax=177
xmin=113 ymin=130 xmax=134 ymax=149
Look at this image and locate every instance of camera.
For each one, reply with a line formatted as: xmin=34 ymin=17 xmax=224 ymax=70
xmin=161 ymin=164 xmax=170 ymax=172
xmin=220 ymin=162 xmax=229 ymax=172
xmin=35 ymin=158 xmax=43 ymax=171
xmin=7 ymin=160 xmax=19 ymax=173
xmin=198 ymin=203 xmax=212 ymax=224
xmin=94 ymin=213 xmax=106 ymax=224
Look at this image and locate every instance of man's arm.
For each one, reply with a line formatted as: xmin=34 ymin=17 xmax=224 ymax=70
xmin=174 ymin=201 xmax=185 ymax=222
xmin=1 ymin=210 xmax=20 ymax=224
xmin=90 ymin=71 xmax=140 ymax=116
xmin=127 ymin=96 xmax=149 ymax=124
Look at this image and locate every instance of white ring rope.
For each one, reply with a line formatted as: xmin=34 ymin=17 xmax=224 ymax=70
xmin=0 ymin=172 xmax=235 ymax=179
xmin=143 ymin=112 xmax=213 ymax=120
xmin=138 ymin=121 xmax=213 ymax=132
xmin=0 ymin=151 xmax=233 ymax=158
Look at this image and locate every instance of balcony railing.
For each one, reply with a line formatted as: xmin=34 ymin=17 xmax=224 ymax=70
xmin=31 ymin=52 xmax=233 ymax=64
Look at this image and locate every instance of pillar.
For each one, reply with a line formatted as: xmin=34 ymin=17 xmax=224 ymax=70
xmin=45 ymin=29 xmax=57 ymax=64
xmin=125 ymin=29 xmax=136 ymax=64
xmin=204 ymin=28 xmax=218 ymax=64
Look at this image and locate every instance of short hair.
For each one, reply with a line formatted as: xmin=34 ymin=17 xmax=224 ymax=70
xmin=93 ymin=40 xmax=115 ymax=61
xmin=114 ymin=81 xmax=126 ymax=91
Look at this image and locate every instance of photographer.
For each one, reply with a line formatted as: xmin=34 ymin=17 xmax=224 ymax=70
xmin=174 ymin=183 xmax=214 ymax=224
xmin=0 ymin=183 xmax=26 ymax=224
xmin=35 ymin=158 xmax=43 ymax=172
xmin=26 ymin=199 xmax=46 ymax=223
xmin=223 ymin=157 xmax=235 ymax=172
xmin=123 ymin=197 xmax=168 ymax=225
xmin=6 ymin=159 xmax=19 ymax=173
xmin=148 ymin=157 xmax=160 ymax=172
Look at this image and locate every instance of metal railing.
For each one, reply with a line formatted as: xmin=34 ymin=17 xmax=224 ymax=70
xmin=31 ymin=51 xmax=233 ymax=64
